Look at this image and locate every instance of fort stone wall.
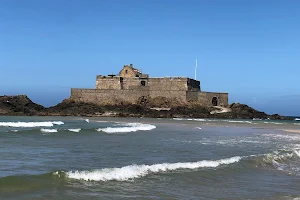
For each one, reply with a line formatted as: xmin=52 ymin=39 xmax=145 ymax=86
xmin=122 ymin=78 xmax=148 ymax=89
xmin=198 ymin=92 xmax=228 ymax=107
xmin=148 ymin=78 xmax=188 ymax=91
xmin=71 ymin=64 xmax=229 ymax=107
xmin=186 ymin=91 xmax=199 ymax=102
xmin=149 ymin=90 xmax=187 ymax=102
xmin=71 ymin=88 xmax=150 ymax=105
xmin=95 ymin=76 xmax=122 ymax=90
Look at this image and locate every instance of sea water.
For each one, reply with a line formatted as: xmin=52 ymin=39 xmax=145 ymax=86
xmin=0 ymin=116 xmax=300 ymax=199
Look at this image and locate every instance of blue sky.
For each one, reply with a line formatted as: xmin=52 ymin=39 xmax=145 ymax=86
xmin=0 ymin=0 xmax=299 ymax=116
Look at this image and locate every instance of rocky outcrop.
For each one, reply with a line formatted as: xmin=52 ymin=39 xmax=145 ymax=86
xmin=44 ymin=99 xmax=105 ymax=116
xmin=0 ymin=95 xmax=292 ymax=120
xmin=214 ymin=103 xmax=269 ymax=119
xmin=0 ymin=95 xmax=44 ymax=115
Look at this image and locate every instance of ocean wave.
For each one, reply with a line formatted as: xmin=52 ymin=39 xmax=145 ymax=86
xmin=97 ymin=123 xmax=156 ymax=133
xmin=173 ymin=118 xmax=258 ymax=124
xmin=0 ymin=121 xmax=64 ymax=128
xmin=262 ymin=134 xmax=300 ymax=141
xmin=225 ymin=120 xmax=253 ymax=124
xmin=68 ymin=128 xmax=81 ymax=133
xmin=252 ymin=149 xmax=300 ymax=175
xmin=263 ymin=121 xmax=284 ymax=125
xmin=294 ymin=149 xmax=300 ymax=158
xmin=40 ymin=129 xmax=58 ymax=133
xmin=173 ymin=118 xmax=211 ymax=122
xmin=172 ymin=118 xmax=295 ymax=125
xmin=62 ymin=156 xmax=241 ymax=182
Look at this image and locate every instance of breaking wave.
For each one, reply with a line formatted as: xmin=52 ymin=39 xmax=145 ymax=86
xmin=68 ymin=128 xmax=81 ymax=133
xmin=0 ymin=121 xmax=64 ymax=127
xmin=172 ymin=118 xmax=295 ymax=125
xmin=173 ymin=118 xmax=256 ymax=124
xmin=252 ymin=149 xmax=300 ymax=175
xmin=173 ymin=118 xmax=208 ymax=122
xmin=97 ymin=123 xmax=156 ymax=133
xmin=40 ymin=129 xmax=58 ymax=133
xmin=62 ymin=156 xmax=241 ymax=182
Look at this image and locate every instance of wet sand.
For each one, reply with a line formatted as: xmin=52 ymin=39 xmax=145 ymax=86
xmin=282 ymin=129 xmax=300 ymax=133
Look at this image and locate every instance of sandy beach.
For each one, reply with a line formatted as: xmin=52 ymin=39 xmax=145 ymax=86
xmin=282 ymin=129 xmax=300 ymax=133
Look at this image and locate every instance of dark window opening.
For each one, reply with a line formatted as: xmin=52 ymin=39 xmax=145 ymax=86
xmin=141 ymin=81 xmax=146 ymax=86
xmin=212 ymin=97 xmax=218 ymax=106
xmin=125 ymin=70 xmax=128 ymax=74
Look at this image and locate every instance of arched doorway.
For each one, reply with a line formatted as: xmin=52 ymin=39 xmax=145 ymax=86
xmin=212 ymin=97 xmax=218 ymax=106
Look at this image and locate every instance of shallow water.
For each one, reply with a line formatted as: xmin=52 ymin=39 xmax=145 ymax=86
xmin=0 ymin=116 xmax=300 ymax=199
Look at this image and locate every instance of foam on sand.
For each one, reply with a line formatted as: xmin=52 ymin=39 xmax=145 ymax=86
xmin=64 ymin=156 xmax=241 ymax=182
xmin=97 ymin=123 xmax=156 ymax=133
xmin=40 ymin=129 xmax=58 ymax=133
xmin=0 ymin=121 xmax=64 ymax=127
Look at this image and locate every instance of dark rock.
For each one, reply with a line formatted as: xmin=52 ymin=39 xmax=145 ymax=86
xmin=0 ymin=95 xmax=292 ymax=120
xmin=0 ymin=95 xmax=44 ymax=115
xmin=46 ymin=99 xmax=104 ymax=116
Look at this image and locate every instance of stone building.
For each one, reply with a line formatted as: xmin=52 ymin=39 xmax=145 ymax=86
xmin=70 ymin=64 xmax=228 ymax=106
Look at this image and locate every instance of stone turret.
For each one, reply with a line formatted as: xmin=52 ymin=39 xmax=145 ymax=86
xmin=119 ymin=64 xmax=143 ymax=78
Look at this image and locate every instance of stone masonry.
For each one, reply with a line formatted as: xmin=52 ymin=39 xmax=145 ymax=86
xmin=70 ymin=64 xmax=229 ymax=106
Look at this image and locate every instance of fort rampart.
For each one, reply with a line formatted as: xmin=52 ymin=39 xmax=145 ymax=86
xmin=71 ymin=88 xmax=228 ymax=107
xmin=70 ymin=64 xmax=229 ymax=107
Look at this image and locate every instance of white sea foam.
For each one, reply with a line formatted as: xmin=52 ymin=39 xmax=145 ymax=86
xmin=225 ymin=120 xmax=253 ymax=124
xmin=65 ymin=156 xmax=242 ymax=182
xmin=173 ymin=118 xmax=210 ymax=122
xmin=294 ymin=150 xmax=300 ymax=158
xmin=294 ymin=118 xmax=300 ymax=121
xmin=85 ymin=119 xmax=90 ymax=123
xmin=173 ymin=118 xmax=263 ymax=124
xmin=68 ymin=128 xmax=81 ymax=133
xmin=263 ymin=121 xmax=284 ymax=125
xmin=52 ymin=121 xmax=64 ymax=125
xmin=97 ymin=123 xmax=156 ymax=133
xmin=173 ymin=118 xmax=184 ymax=121
xmin=0 ymin=121 xmax=64 ymax=127
xmin=41 ymin=129 xmax=58 ymax=133
xmin=261 ymin=149 xmax=300 ymax=174
xmin=263 ymin=134 xmax=300 ymax=141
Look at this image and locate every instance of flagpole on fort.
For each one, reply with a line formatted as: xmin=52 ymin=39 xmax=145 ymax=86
xmin=195 ymin=59 xmax=198 ymax=80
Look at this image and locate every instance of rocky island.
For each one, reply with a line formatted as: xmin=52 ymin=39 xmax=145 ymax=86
xmin=0 ymin=64 xmax=292 ymax=120
xmin=0 ymin=95 xmax=291 ymax=120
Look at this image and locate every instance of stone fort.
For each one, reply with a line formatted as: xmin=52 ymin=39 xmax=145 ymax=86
xmin=70 ymin=64 xmax=228 ymax=107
